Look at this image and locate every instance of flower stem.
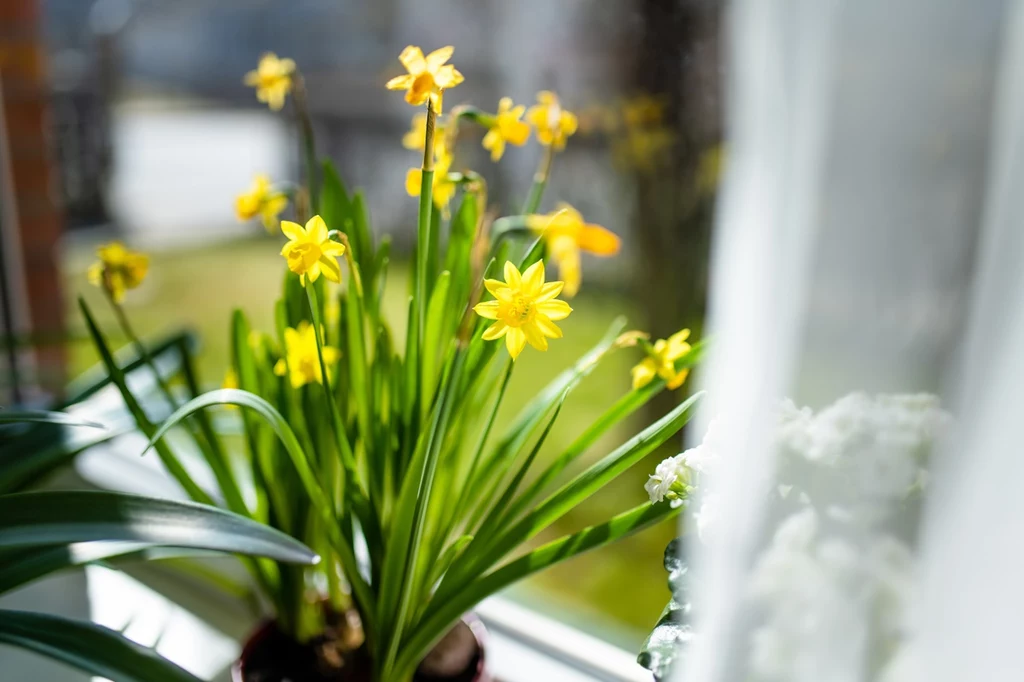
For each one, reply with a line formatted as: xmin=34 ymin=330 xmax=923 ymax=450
xmin=415 ymin=101 xmax=437 ymax=363
xmin=521 ymin=144 xmax=555 ymax=214
xmin=293 ymin=72 xmax=320 ymax=213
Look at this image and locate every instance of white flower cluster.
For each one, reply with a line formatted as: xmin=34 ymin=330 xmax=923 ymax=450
xmin=644 ymin=418 xmax=722 ymax=504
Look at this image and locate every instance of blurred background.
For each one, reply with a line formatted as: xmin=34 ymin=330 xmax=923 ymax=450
xmin=0 ymin=0 xmax=721 ymax=649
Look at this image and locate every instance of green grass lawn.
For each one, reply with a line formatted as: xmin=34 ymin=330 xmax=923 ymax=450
xmin=64 ymin=236 xmax=681 ymax=649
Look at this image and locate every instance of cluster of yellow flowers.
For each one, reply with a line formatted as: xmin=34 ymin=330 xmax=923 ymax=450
xmin=87 ymin=45 xmax=691 ymax=392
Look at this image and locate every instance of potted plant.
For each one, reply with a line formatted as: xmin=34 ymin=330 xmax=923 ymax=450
xmin=84 ymin=45 xmax=705 ymax=681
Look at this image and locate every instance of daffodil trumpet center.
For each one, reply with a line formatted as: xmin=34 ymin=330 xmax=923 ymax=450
xmin=502 ymin=295 xmax=534 ymax=327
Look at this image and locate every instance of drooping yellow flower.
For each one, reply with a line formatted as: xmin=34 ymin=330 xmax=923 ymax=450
xmin=526 ymin=203 xmax=620 ymax=297
xmin=235 ymin=175 xmax=289 ymax=231
xmin=273 ymin=321 xmax=340 ymax=389
xmin=406 ymin=146 xmax=457 ymax=216
xmin=473 ymin=261 xmax=572 ymax=360
xmin=385 ymin=45 xmax=464 ymax=113
xmin=402 ymin=112 xmax=447 ymax=152
xmin=244 ymin=53 xmax=296 ymax=111
xmin=222 ymin=367 xmax=239 ymax=390
xmin=631 ymin=329 xmax=692 ymax=391
xmin=87 ymin=241 xmax=149 ymax=304
xmin=526 ymin=91 xmax=578 ymax=150
xmin=482 ymin=97 xmax=531 ymax=161
xmin=280 ymin=215 xmax=346 ymax=286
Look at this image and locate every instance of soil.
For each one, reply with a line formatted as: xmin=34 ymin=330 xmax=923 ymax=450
xmin=235 ymin=618 xmax=486 ymax=682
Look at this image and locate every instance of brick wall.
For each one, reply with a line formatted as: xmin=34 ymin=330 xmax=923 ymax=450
xmin=1 ymin=0 xmax=66 ymax=400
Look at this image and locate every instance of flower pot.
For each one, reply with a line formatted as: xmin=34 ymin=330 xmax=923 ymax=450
xmin=232 ymin=614 xmax=489 ymax=682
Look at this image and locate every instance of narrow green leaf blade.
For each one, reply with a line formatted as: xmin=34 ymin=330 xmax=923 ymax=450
xmin=0 ymin=609 xmax=203 ymax=682
xmin=0 ymin=410 xmax=104 ymax=429
xmin=0 ymin=491 xmax=317 ymax=565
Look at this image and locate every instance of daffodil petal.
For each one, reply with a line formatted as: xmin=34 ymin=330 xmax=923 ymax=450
xmin=435 ymin=65 xmax=464 ymax=88
xmin=503 ymin=261 xmax=523 ymax=289
xmin=307 ymin=215 xmax=329 ymax=242
xmin=406 ymin=168 xmax=422 ymax=197
xmin=533 ymin=314 xmax=563 ymax=339
xmin=505 ymin=327 xmax=527 ymax=360
xmin=667 ymin=328 xmax=692 ymax=355
xmin=473 ymin=301 xmax=500 ymax=320
xmin=666 ymin=368 xmax=689 ymax=390
xmin=424 ymin=46 xmax=454 ymax=71
xmin=319 ymin=255 xmax=341 ymax=283
xmin=387 ymin=74 xmax=416 ymax=90
xmin=321 ymin=241 xmax=346 ymax=257
xmin=632 ymin=359 xmax=658 ymax=388
xmin=535 ymin=280 xmax=564 ymax=302
xmin=484 ymin=279 xmax=508 ymax=297
xmin=579 ymin=224 xmax=621 ymax=256
xmin=536 ymin=300 xmax=572 ymax=321
xmin=523 ymin=323 xmax=549 ymax=351
xmin=281 ymin=220 xmax=304 ymax=241
xmin=482 ymin=321 xmax=508 ymax=340
xmin=399 ymin=46 xmax=426 ymax=74
xmin=521 ymin=261 xmax=545 ymax=296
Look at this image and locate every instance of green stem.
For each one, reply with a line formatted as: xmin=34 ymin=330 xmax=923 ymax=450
xmin=303 ymin=285 xmax=377 ymax=642
xmin=380 ymin=347 xmax=465 ymax=681
xmin=293 ymin=73 xmax=320 ymax=213
xmin=521 ymin=144 xmax=555 ymax=214
xmin=416 ymin=102 xmax=437 ymax=359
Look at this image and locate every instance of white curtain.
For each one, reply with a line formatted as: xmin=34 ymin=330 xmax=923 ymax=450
xmin=684 ymin=0 xmax=1024 ymax=680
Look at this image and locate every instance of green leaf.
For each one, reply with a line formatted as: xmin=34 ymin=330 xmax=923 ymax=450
xmin=0 ymin=543 xmax=159 ymax=595
xmin=77 ymin=297 xmax=214 ymax=506
xmin=396 ymin=501 xmax=682 ymax=680
xmin=143 ymin=388 xmax=375 ymax=626
xmin=63 ymin=331 xmax=196 ymax=408
xmin=0 ymin=609 xmax=203 ymax=682
xmin=0 ymin=491 xmax=317 ymax=565
xmin=505 ymin=339 xmax=708 ymax=526
xmin=0 ymin=410 xmax=103 ymax=429
xmin=457 ymin=317 xmax=628 ymax=520
xmin=446 ymin=391 xmax=702 ymax=596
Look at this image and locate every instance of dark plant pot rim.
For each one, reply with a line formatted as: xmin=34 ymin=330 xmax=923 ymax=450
xmin=232 ymin=614 xmax=490 ymax=682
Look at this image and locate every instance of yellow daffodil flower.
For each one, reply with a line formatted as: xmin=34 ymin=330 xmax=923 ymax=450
xmin=526 ymin=203 xmax=621 ymax=297
xmin=244 ymin=53 xmax=296 ymax=111
xmin=280 ymin=215 xmax=346 ymax=286
xmin=406 ymin=146 xmax=457 ymax=217
xmin=385 ymin=45 xmax=464 ymax=113
xmin=222 ymin=368 xmax=239 ymax=390
xmin=273 ymin=321 xmax=339 ymax=389
xmin=235 ymin=175 xmax=288 ymax=231
xmin=631 ymin=329 xmax=692 ymax=390
xmin=526 ymin=91 xmax=578 ymax=150
xmin=402 ymin=112 xmax=447 ymax=152
xmin=482 ymin=97 xmax=531 ymax=161
xmin=473 ymin=261 xmax=572 ymax=360
xmin=87 ymin=241 xmax=149 ymax=304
